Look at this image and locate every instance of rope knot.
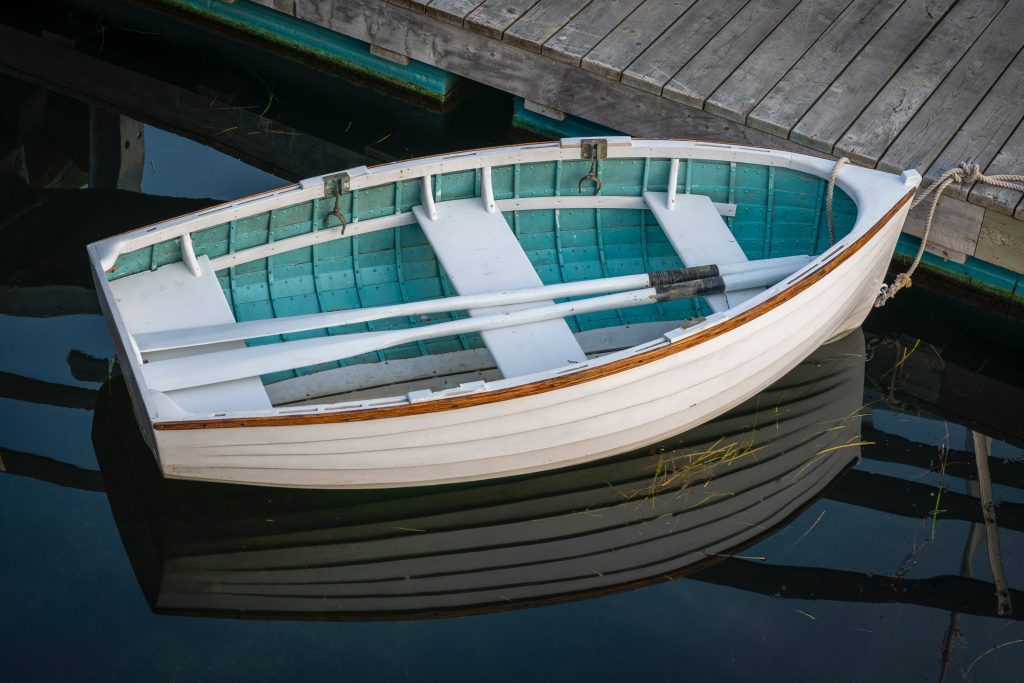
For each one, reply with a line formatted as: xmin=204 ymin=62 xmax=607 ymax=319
xmin=950 ymin=161 xmax=982 ymax=185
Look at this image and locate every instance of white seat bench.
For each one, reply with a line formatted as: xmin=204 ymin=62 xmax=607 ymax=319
xmin=413 ymin=197 xmax=587 ymax=378
xmin=643 ymin=192 xmax=762 ymax=313
xmin=112 ymin=256 xmax=273 ymax=412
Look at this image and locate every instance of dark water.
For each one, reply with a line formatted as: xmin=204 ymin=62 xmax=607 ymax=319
xmin=2 ymin=11 xmax=1024 ymax=683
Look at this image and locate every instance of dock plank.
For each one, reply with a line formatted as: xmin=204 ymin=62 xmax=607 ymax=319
xmin=389 ymin=0 xmax=429 ymax=11
xmin=788 ymin=0 xmax=957 ymax=154
xmin=704 ymin=0 xmax=851 ymax=124
xmin=662 ymin=0 xmax=803 ymax=109
xmin=834 ymin=0 xmax=1007 ymax=167
xmin=926 ymin=48 xmax=1024 ymax=205
xmin=746 ymin=0 xmax=902 ymax=138
xmin=581 ymin=0 xmax=697 ymax=81
xmin=425 ymin=1 xmax=486 ymax=26
xmin=968 ymin=118 xmax=1024 ymax=220
xmin=505 ymin=0 xmax=593 ymax=53
xmin=540 ymin=0 xmax=643 ymax=66
xmin=465 ymin=0 xmax=541 ymax=39
xmin=878 ymin=0 xmax=1024 ymax=175
xmin=620 ymin=0 xmax=745 ymax=95
xmin=304 ymin=0 xmax=826 ymax=152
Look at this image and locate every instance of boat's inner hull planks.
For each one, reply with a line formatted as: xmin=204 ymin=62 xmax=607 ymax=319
xmin=105 ymin=159 xmax=857 ymax=387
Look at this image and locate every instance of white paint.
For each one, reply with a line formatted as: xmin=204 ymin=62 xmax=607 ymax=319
xmin=420 ymin=174 xmax=438 ymax=221
xmin=481 ymin=166 xmax=496 ymax=213
xmin=667 ymin=157 xmax=679 ymax=210
xmin=88 ymin=137 xmax=921 ymax=488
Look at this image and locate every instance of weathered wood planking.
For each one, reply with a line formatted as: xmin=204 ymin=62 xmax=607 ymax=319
xmin=834 ymin=0 xmax=1008 ymax=167
xmin=464 ymin=0 xmax=541 ymax=39
xmin=425 ymin=1 xmax=486 ymax=26
xmin=703 ymin=0 xmax=851 ymax=124
xmin=620 ymin=0 xmax=745 ymax=95
xmin=789 ymin=0 xmax=958 ymax=154
xmin=581 ymin=0 xmax=697 ymax=81
xmin=877 ymin=0 xmax=1024 ymax=175
xmin=745 ymin=0 xmax=902 ymax=138
xmin=976 ymin=211 xmax=1024 ymax=271
xmin=297 ymin=0 xmax=825 ymax=153
xmin=504 ymin=0 xmax=592 ymax=53
xmin=969 ymin=120 xmax=1024 ymax=220
xmin=926 ymin=48 xmax=1024 ymax=203
xmin=662 ymin=0 xmax=803 ymax=109
xmin=541 ymin=0 xmax=645 ymax=67
xmin=389 ymin=0 xmax=430 ymax=11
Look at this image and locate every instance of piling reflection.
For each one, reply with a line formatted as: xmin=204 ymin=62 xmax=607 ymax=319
xmin=93 ymin=330 xmax=866 ymax=620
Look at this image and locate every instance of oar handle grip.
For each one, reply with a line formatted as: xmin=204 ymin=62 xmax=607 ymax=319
xmin=648 ymin=265 xmax=719 ymax=287
xmin=656 ymin=276 xmax=726 ymax=302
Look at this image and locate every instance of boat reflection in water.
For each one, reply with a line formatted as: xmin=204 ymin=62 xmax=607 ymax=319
xmin=93 ymin=330 xmax=866 ymax=620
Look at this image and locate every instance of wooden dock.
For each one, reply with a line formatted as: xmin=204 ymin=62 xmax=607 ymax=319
xmin=236 ymin=0 xmax=1024 ymax=297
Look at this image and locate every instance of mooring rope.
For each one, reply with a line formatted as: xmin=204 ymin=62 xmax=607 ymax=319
xmin=826 ymin=158 xmax=1024 ymax=308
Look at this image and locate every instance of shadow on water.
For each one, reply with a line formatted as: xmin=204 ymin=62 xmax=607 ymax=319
xmin=1 ymin=7 xmax=1023 ymax=680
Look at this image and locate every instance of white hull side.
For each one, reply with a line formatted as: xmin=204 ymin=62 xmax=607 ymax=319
xmin=151 ymin=205 xmax=905 ymax=488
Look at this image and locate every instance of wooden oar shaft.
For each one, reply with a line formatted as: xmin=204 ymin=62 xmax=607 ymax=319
xmin=135 ymin=255 xmax=811 ymax=353
xmin=143 ymin=263 xmax=798 ymax=393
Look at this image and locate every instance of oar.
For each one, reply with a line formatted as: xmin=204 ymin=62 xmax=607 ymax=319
xmin=135 ymin=254 xmax=811 ymax=352
xmin=142 ymin=264 xmax=800 ymax=393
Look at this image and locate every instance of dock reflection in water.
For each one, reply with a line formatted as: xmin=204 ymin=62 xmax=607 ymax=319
xmin=94 ymin=332 xmax=866 ymax=621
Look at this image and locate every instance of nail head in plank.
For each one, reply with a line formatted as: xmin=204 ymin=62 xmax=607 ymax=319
xmin=464 ymin=0 xmax=542 ymax=39
xmin=789 ymin=0 xmax=958 ymax=154
xmin=704 ymin=0 xmax=851 ymax=125
xmin=425 ymin=0 xmax=485 ymax=25
xmin=541 ymin=0 xmax=645 ymax=67
xmin=620 ymin=0 xmax=745 ymax=95
xmin=834 ymin=0 xmax=1007 ymax=167
xmin=746 ymin=0 xmax=903 ymax=139
xmin=878 ymin=0 xmax=1024 ymax=175
xmin=504 ymin=0 xmax=592 ymax=53
xmin=581 ymin=0 xmax=698 ymax=81
xmin=662 ymin=0 xmax=804 ymax=110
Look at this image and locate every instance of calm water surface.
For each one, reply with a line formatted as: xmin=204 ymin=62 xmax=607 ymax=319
xmin=1 ymin=18 xmax=1023 ymax=682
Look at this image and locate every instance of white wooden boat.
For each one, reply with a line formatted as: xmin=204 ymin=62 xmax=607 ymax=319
xmin=93 ymin=332 xmax=865 ymax=619
xmin=87 ymin=137 xmax=919 ymax=488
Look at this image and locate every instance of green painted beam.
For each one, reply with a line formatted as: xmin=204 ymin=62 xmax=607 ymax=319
xmin=149 ymin=0 xmax=461 ymax=102
xmin=894 ymin=235 xmax=1024 ymax=304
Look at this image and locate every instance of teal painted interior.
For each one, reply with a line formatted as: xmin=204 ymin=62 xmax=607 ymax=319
xmin=153 ymin=0 xmax=461 ymax=101
xmin=107 ymin=158 xmax=857 ymax=383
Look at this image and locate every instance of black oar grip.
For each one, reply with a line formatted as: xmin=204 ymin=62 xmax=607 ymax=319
xmin=656 ymin=276 xmax=726 ymax=302
xmin=649 ymin=265 xmax=719 ymax=287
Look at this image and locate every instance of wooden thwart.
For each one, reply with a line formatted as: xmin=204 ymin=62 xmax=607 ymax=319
xmin=413 ymin=196 xmax=588 ymax=378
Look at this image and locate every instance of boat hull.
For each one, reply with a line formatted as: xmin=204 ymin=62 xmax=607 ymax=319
xmin=151 ymin=202 xmax=906 ymax=488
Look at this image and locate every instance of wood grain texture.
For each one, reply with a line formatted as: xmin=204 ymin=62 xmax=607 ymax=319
xmin=925 ymin=48 xmax=1024 ymax=205
xmin=389 ymin=0 xmax=429 ymax=11
xmin=154 ymin=189 xmax=914 ymax=430
xmin=968 ymin=118 xmax=1024 ymax=220
xmin=834 ymin=0 xmax=1008 ymax=167
xmin=902 ymin=195 xmax=984 ymax=257
xmin=746 ymin=0 xmax=902 ymax=138
xmin=504 ymin=0 xmax=592 ymax=52
xmin=976 ymin=210 xmax=1024 ymax=272
xmin=541 ymin=0 xmax=644 ymax=67
xmin=620 ymin=0 xmax=745 ymax=95
xmin=703 ymin=0 xmax=852 ymax=124
xmin=580 ymin=0 xmax=696 ymax=81
xmin=296 ymin=0 xmax=827 ymax=153
xmin=662 ymin=0 xmax=803 ymax=109
xmin=464 ymin=0 xmax=541 ymax=39
xmin=877 ymin=0 xmax=1024 ymax=175
xmin=425 ymin=0 xmax=486 ymax=25
xmin=789 ymin=0 xmax=958 ymax=154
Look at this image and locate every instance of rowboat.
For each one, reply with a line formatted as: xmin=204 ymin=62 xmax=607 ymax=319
xmin=93 ymin=331 xmax=865 ymax=619
xmin=87 ymin=136 xmax=919 ymax=488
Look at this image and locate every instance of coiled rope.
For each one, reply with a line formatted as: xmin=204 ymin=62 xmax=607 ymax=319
xmin=826 ymin=159 xmax=1024 ymax=308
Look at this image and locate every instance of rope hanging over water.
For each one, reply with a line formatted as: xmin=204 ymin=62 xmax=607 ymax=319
xmin=826 ymin=159 xmax=1024 ymax=308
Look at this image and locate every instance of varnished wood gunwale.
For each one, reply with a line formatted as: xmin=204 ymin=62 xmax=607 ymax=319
xmin=154 ymin=189 xmax=913 ymax=431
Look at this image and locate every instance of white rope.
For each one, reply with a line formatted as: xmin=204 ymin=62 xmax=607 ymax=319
xmin=826 ymin=156 xmax=849 ymax=246
xmin=874 ymin=162 xmax=1024 ymax=307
